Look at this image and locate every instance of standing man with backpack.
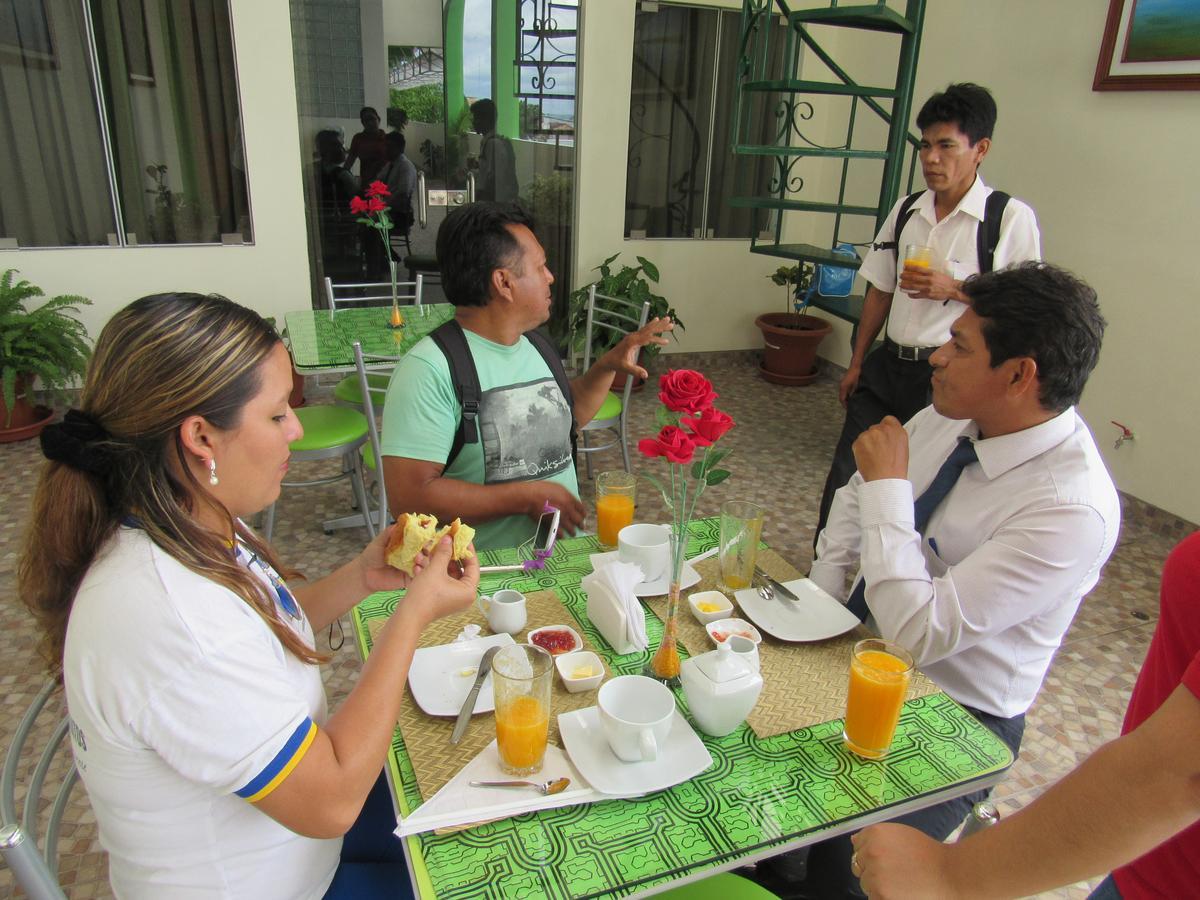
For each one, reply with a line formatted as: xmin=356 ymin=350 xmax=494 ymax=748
xmin=380 ymin=202 xmax=673 ymax=551
xmin=814 ymin=83 xmax=1041 ymax=544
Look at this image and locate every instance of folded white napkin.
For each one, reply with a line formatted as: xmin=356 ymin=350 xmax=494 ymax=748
xmin=601 ymin=560 xmax=648 ymax=650
xmin=395 ymin=741 xmax=599 ymax=836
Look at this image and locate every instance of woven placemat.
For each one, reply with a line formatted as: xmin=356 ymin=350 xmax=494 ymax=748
xmin=369 ymin=589 xmax=605 ymax=802
xmin=645 ymin=548 xmax=942 ymax=739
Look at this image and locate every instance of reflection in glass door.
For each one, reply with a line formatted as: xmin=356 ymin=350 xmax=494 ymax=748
xmin=291 ymin=0 xmax=577 ymax=339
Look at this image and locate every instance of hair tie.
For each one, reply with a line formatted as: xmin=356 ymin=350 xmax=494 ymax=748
xmin=40 ymin=410 xmax=113 ymax=476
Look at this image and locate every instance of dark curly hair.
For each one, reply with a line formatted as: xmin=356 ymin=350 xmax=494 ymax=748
xmin=436 ymin=202 xmax=536 ymax=308
xmin=916 ymin=83 xmax=996 ymax=145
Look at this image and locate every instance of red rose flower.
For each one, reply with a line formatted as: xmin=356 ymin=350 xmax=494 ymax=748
xmin=658 ymin=369 xmax=717 ymax=415
xmin=365 ymin=180 xmax=391 ymax=198
xmin=680 ymin=407 xmax=734 ymax=446
xmin=638 ymin=426 xmax=696 ymax=465
xmin=366 ymin=196 xmax=386 ymax=213
xmin=349 ymin=196 xmax=369 ymax=215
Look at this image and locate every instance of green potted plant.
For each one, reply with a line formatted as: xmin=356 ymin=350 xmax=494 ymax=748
xmin=755 ymin=263 xmax=831 ymax=386
xmin=0 ymin=269 xmax=92 ymax=441
xmin=560 ymin=253 xmax=684 ymax=386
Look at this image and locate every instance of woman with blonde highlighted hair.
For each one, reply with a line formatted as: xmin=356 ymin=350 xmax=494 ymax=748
xmin=20 ymin=292 xmax=478 ymax=899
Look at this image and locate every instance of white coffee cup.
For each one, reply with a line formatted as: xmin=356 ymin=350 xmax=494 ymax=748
xmin=476 ymin=589 xmax=527 ymax=635
xmin=617 ymin=523 xmax=671 ymax=584
xmin=597 ymin=675 xmax=675 ymax=762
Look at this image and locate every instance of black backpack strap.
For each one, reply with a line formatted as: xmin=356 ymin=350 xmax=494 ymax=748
xmin=429 ymin=320 xmax=481 ymax=469
xmin=976 ymin=190 xmax=1011 ymax=274
xmin=872 ymin=191 xmax=924 ymax=261
xmin=524 ymin=329 xmax=578 ymax=457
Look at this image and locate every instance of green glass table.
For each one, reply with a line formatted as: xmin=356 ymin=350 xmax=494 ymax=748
xmin=284 ymin=304 xmax=455 ymax=374
xmin=351 ymin=518 xmax=1013 ymax=898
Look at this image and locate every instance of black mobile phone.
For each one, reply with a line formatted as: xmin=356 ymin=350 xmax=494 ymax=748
xmin=532 ymin=507 xmax=561 ymax=555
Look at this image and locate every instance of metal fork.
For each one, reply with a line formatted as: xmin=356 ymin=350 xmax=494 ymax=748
xmin=755 ymin=571 xmax=775 ymax=602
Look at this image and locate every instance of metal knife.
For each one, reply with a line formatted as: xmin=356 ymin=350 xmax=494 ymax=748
xmin=755 ymin=567 xmax=803 ymax=603
xmin=450 ymin=645 xmax=502 ymax=744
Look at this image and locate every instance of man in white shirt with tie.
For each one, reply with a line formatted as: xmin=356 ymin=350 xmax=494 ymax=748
xmin=814 ymin=83 xmax=1042 ymax=543
xmin=756 ymin=263 xmax=1120 ymax=899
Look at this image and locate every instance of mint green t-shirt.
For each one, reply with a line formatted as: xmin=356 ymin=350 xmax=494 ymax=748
xmin=380 ymin=329 xmax=578 ymax=551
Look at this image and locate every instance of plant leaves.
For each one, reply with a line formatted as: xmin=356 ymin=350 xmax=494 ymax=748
xmin=635 ymin=256 xmax=660 ymax=282
xmin=705 ymin=469 xmax=731 ymax=486
xmin=654 ymin=405 xmax=677 ymax=429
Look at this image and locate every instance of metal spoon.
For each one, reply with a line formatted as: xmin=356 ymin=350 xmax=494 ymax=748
xmin=468 ymin=777 xmax=571 ymax=795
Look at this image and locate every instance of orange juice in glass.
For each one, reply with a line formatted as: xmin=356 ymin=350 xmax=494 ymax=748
xmin=717 ymin=500 xmax=764 ymax=592
xmin=492 ymin=644 xmax=552 ymax=776
xmin=596 ymin=470 xmax=636 ymax=547
xmin=903 ymin=243 xmax=934 ymax=271
xmin=843 ymin=639 xmax=913 ymax=760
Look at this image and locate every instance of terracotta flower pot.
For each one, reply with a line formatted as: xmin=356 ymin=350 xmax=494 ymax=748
xmin=0 ymin=376 xmax=54 ymax=442
xmin=754 ymin=313 xmax=832 ymax=386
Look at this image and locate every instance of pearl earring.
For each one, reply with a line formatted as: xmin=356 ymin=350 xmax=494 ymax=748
xmin=208 ymin=459 xmax=219 ymax=486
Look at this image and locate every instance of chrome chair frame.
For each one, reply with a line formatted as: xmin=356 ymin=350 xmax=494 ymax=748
xmin=353 ymin=340 xmax=391 ymax=534
xmin=323 ymin=269 xmax=423 ymax=316
xmin=578 ymin=287 xmax=650 ymax=477
xmin=1 ymin=681 xmax=75 ymax=900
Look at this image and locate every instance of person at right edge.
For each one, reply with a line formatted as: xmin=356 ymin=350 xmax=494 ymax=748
xmin=814 ymin=82 xmax=1042 ymax=546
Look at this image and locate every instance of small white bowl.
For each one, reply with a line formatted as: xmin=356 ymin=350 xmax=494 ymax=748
xmin=527 ymin=624 xmax=583 ymax=656
xmin=687 ymin=590 xmax=734 ymax=625
xmin=705 ymin=617 xmax=763 ymax=647
xmin=554 ymin=650 xmax=605 ymax=693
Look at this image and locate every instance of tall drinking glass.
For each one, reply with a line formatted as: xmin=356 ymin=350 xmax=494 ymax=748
xmin=596 ymin=470 xmax=636 ymax=547
xmin=492 ymin=644 xmax=553 ymax=776
xmin=717 ymin=501 xmax=764 ymax=592
xmin=843 ymin=638 xmax=913 ymax=760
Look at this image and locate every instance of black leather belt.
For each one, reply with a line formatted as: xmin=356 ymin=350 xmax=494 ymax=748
xmin=885 ymin=338 xmax=938 ymax=362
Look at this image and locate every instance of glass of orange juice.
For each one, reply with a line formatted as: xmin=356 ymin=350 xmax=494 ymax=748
xmin=843 ymin=638 xmax=914 ymax=760
xmin=717 ymin=500 xmax=764 ymax=593
xmin=492 ymin=644 xmax=553 ymax=776
xmin=596 ymin=470 xmax=636 ymax=547
xmin=903 ymin=243 xmax=934 ymax=270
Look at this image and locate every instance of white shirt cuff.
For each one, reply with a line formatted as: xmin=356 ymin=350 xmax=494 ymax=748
xmin=858 ymin=478 xmax=915 ymax=530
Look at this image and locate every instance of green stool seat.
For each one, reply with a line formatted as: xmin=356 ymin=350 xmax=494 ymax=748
xmin=291 ymin=405 xmax=368 ymax=451
xmin=334 ymin=372 xmax=390 ymax=407
xmin=594 ymin=391 xmax=622 ymax=421
xmin=656 ymin=873 xmax=778 ymax=899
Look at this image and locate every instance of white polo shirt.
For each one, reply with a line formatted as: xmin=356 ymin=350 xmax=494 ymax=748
xmin=857 ymin=175 xmax=1042 ymax=348
xmin=64 ymin=527 xmax=340 ymax=899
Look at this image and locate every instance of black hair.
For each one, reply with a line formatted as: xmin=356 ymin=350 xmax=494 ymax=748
xmin=964 ymin=262 xmax=1106 ymax=413
xmin=436 ymin=202 xmax=536 ymax=308
xmin=360 ymin=106 xmax=380 ymax=124
xmin=386 ymin=131 xmax=406 ymax=154
xmin=916 ymin=83 xmax=996 ymax=145
xmin=470 ymin=98 xmax=497 ymax=133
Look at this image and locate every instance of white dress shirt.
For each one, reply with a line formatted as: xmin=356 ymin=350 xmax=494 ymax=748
xmin=857 ymin=175 xmax=1042 ymax=348
xmin=811 ymin=406 xmax=1120 ymax=718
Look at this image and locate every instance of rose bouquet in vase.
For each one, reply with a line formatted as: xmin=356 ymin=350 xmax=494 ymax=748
xmin=637 ymin=369 xmax=735 ymax=682
xmin=350 ymin=181 xmax=404 ymax=334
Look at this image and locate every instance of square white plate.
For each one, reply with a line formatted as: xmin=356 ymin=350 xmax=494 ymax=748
xmin=588 ymin=550 xmax=702 ymax=597
xmin=734 ymin=577 xmax=860 ymax=642
xmin=407 ymin=634 xmax=516 ymax=716
xmin=557 ymin=706 xmax=713 ymax=796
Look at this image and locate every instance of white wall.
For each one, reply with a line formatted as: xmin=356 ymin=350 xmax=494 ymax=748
xmin=4 ymin=0 xmax=309 ymax=342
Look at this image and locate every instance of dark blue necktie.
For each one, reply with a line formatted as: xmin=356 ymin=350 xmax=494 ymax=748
xmin=846 ymin=437 xmax=978 ymax=621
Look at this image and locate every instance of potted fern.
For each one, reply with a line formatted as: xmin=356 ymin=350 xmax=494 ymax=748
xmin=755 ymin=263 xmax=831 ymax=386
xmin=559 ymin=253 xmax=684 ymax=387
xmin=0 ymin=269 xmax=92 ymax=442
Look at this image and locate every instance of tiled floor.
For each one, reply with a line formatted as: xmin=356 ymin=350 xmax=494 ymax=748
xmin=1 ymin=351 xmax=1191 ymax=899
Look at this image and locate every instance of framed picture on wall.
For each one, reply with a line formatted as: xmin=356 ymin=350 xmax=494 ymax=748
xmin=1094 ymin=0 xmax=1200 ymax=91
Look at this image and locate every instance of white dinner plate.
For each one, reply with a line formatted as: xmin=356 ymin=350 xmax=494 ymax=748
xmin=734 ymin=577 xmax=861 ymax=642
xmin=407 ymin=634 xmax=516 ymax=716
xmin=557 ymin=706 xmax=713 ymax=796
xmin=588 ymin=551 xmax=702 ymax=598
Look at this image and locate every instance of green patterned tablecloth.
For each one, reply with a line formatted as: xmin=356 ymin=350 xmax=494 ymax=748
xmin=285 ymin=304 xmax=455 ymax=373
xmin=352 ymin=518 xmax=1013 ymax=899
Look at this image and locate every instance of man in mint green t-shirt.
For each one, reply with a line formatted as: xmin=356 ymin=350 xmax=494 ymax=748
xmin=381 ymin=202 xmax=673 ymax=551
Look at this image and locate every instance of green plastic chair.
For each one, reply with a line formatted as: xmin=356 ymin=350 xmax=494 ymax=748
xmin=262 ymin=404 xmax=373 ymax=539
xmin=577 ymin=286 xmax=649 ymax=477
xmin=657 ymin=872 xmax=779 ymax=899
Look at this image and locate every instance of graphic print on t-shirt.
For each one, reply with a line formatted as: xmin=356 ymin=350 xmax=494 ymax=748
xmin=480 ymin=377 xmax=572 ymax=483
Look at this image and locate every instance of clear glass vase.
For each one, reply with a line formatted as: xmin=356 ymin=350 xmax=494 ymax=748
xmin=646 ymin=531 xmax=686 ymax=685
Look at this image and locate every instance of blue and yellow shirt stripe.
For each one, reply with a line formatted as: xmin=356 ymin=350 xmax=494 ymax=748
xmin=236 ymin=717 xmax=317 ymax=803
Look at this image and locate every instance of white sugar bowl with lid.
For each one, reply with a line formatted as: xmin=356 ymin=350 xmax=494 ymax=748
xmin=680 ymin=640 xmax=764 ymax=737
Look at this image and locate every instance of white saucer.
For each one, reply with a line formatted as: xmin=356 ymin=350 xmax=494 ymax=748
xmin=407 ymin=634 xmax=516 ymax=716
xmin=734 ymin=577 xmax=860 ymax=641
xmin=589 ymin=551 xmax=702 ymax=597
xmin=557 ymin=706 xmax=713 ymax=796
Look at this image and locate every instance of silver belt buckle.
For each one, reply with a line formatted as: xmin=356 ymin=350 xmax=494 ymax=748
xmin=896 ymin=343 xmax=919 ymax=361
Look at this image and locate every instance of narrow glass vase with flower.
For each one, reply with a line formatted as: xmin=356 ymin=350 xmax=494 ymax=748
xmin=350 ymin=181 xmax=405 ymax=337
xmin=637 ymin=369 xmax=735 ymax=684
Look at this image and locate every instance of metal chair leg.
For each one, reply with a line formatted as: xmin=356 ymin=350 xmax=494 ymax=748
xmin=262 ymin=503 xmax=275 ymax=541
xmin=348 ymin=452 xmax=375 ymax=539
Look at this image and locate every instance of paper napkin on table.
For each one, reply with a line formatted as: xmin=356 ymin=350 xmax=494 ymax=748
xmin=395 ymin=741 xmax=598 ymax=836
xmin=587 ymin=560 xmax=648 ymax=651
